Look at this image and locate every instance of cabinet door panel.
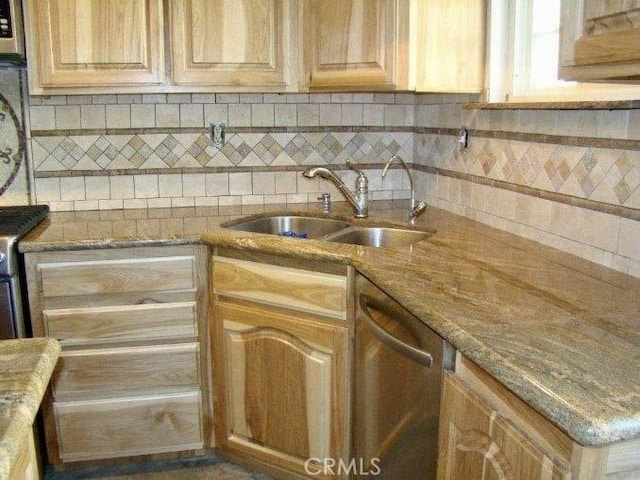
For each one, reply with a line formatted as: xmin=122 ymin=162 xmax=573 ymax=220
xmin=215 ymin=301 xmax=347 ymax=475
xmin=302 ymin=0 xmax=409 ymax=90
xmin=560 ymin=0 xmax=640 ymax=80
xmin=438 ymin=372 xmax=571 ymax=480
xmin=170 ymin=0 xmax=294 ymax=88
xmin=25 ymin=0 xmax=164 ymax=91
xmin=414 ymin=0 xmax=486 ymax=93
xmin=54 ymin=392 xmax=203 ymax=462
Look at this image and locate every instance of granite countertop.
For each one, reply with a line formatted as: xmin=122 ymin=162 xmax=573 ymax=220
xmin=18 ymin=201 xmax=640 ymax=448
xmin=0 ymin=338 xmax=60 ymax=480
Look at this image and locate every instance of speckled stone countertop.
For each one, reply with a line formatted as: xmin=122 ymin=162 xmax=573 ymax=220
xmin=18 ymin=201 xmax=640 ymax=448
xmin=0 ymin=338 xmax=60 ymax=479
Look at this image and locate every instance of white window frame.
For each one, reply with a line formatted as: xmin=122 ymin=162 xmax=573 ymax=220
xmin=486 ymin=0 xmax=640 ymax=103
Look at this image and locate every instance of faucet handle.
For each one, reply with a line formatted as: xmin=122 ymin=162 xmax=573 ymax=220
xmin=346 ymin=160 xmax=365 ymax=177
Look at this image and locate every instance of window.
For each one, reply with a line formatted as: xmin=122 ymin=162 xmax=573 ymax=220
xmin=487 ymin=0 xmax=640 ymax=102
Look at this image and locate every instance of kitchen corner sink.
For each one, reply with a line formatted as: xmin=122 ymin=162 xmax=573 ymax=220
xmin=324 ymin=226 xmax=431 ymax=248
xmin=222 ymin=215 xmax=433 ymax=248
xmin=222 ymin=215 xmax=351 ymax=239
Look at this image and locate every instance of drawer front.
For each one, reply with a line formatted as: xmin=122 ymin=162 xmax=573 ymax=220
xmin=213 ymin=256 xmax=347 ymax=320
xmin=38 ymin=255 xmax=196 ymax=298
xmin=53 ymin=343 xmax=200 ymax=399
xmin=54 ymin=392 xmax=203 ymax=462
xmin=44 ymin=301 xmax=198 ymax=345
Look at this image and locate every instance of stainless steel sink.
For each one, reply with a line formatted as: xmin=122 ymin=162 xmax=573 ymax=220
xmin=325 ymin=226 xmax=431 ymax=247
xmin=222 ymin=215 xmax=351 ymax=239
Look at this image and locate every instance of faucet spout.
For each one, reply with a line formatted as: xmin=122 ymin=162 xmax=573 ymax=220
xmin=303 ymin=164 xmax=368 ymax=218
xmin=381 ymin=155 xmax=426 ymax=224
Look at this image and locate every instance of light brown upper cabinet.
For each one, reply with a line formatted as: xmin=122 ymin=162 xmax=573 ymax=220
xmin=169 ymin=0 xmax=297 ymax=90
xmin=559 ymin=0 xmax=640 ymax=81
xmin=301 ymin=0 xmax=411 ymax=91
xmin=24 ymin=0 xmax=296 ymax=94
xmin=413 ymin=0 xmax=486 ymax=93
xmin=24 ymin=0 xmax=165 ymax=95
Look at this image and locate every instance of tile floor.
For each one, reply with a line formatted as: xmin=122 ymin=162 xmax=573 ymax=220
xmin=44 ymin=456 xmax=272 ymax=480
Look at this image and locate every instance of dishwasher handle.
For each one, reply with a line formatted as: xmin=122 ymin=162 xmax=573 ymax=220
xmin=359 ymin=294 xmax=433 ymax=368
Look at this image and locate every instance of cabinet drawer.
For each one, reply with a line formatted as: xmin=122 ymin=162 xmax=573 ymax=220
xmin=38 ymin=255 xmax=196 ymax=298
xmin=213 ymin=256 xmax=347 ymax=320
xmin=54 ymin=392 xmax=203 ymax=462
xmin=53 ymin=343 xmax=200 ymax=399
xmin=44 ymin=301 xmax=198 ymax=345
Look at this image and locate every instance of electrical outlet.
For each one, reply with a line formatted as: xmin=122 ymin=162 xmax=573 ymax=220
xmin=210 ymin=122 xmax=225 ymax=148
xmin=458 ymin=127 xmax=468 ymax=150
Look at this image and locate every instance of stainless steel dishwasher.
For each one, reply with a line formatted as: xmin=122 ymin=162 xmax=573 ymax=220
xmin=355 ymin=275 xmax=453 ymax=479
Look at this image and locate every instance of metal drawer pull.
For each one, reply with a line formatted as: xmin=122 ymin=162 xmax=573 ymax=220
xmin=359 ymin=294 xmax=433 ymax=368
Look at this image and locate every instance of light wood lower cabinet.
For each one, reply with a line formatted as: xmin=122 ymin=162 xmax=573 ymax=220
xmin=212 ymin=250 xmax=351 ymax=478
xmin=25 ymin=246 xmax=210 ymax=464
xmin=439 ymin=354 xmax=640 ymax=479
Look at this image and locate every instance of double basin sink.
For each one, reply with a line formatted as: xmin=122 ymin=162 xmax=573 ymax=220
xmin=222 ymin=215 xmax=432 ymax=248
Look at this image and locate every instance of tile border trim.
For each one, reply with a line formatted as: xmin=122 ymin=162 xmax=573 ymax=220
xmin=415 ymin=164 xmax=640 ymax=221
xmin=32 ymin=126 xmax=640 ymax=151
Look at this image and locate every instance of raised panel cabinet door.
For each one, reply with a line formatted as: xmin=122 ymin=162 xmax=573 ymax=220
xmin=169 ymin=0 xmax=296 ymax=89
xmin=437 ymin=372 xmax=570 ymax=480
xmin=414 ymin=0 xmax=486 ymax=93
xmin=302 ymin=0 xmax=410 ymax=90
xmin=215 ymin=301 xmax=348 ymax=476
xmin=559 ymin=0 xmax=640 ymax=80
xmin=24 ymin=0 xmax=164 ymax=93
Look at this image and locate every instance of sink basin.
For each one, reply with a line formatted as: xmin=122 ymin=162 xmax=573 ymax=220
xmin=222 ymin=215 xmax=351 ymax=239
xmin=325 ymin=227 xmax=431 ymax=247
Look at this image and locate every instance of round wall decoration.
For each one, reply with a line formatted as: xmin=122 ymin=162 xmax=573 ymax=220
xmin=0 ymin=92 xmax=24 ymax=196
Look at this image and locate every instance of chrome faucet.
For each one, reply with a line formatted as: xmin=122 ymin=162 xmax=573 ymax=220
xmin=381 ymin=155 xmax=427 ymax=224
xmin=303 ymin=161 xmax=369 ymax=218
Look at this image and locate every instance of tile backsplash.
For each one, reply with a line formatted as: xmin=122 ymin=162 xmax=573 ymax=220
xmin=18 ymin=90 xmax=640 ymax=278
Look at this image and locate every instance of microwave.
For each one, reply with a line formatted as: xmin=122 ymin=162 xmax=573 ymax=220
xmin=0 ymin=0 xmax=24 ymax=63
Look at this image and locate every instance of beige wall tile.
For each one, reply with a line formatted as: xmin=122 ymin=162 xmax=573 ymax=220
xmin=35 ymin=178 xmax=61 ymax=201
xmin=30 ymin=106 xmax=56 ymax=130
xmin=156 ymin=104 xmax=180 ymax=128
xmin=99 ymin=199 xmax=123 ymax=210
xmin=85 ymin=176 xmax=110 ymax=200
xmin=110 ymin=176 xmax=135 ymax=199
xmin=275 ymin=104 xmax=296 ymax=126
xmin=252 ymin=104 xmax=274 ymax=127
xmin=206 ymin=173 xmax=229 ymax=196
xmin=60 ymin=177 xmax=86 ymax=201
xmin=180 ymin=104 xmax=204 ymax=127
xmin=158 ymin=174 xmax=183 ymax=197
xmin=319 ymin=104 xmax=341 ymax=126
xmin=80 ymin=105 xmax=106 ymax=129
xmin=106 ymin=105 xmax=131 ymax=129
xmin=133 ymin=174 xmax=159 ymax=198
xmin=228 ymin=104 xmax=251 ymax=126
xmin=252 ymin=172 xmax=275 ymax=194
xmin=131 ymin=104 xmax=155 ymax=128
xmin=298 ymin=104 xmax=319 ymax=126
xmin=205 ymin=104 xmax=228 ymax=125
xmin=275 ymin=171 xmax=297 ymax=194
xmin=183 ymin=173 xmax=206 ymax=196
xmin=56 ymin=105 xmax=81 ymax=129
xmin=618 ymin=218 xmax=640 ymax=260
xmin=229 ymin=172 xmax=252 ymax=195
xmin=342 ymin=104 xmax=363 ymax=126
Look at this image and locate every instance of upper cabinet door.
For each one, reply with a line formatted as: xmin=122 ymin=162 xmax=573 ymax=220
xmin=169 ymin=0 xmax=297 ymax=90
xmin=559 ymin=0 xmax=640 ymax=80
xmin=24 ymin=0 xmax=164 ymax=94
xmin=302 ymin=0 xmax=410 ymax=91
xmin=414 ymin=0 xmax=486 ymax=93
